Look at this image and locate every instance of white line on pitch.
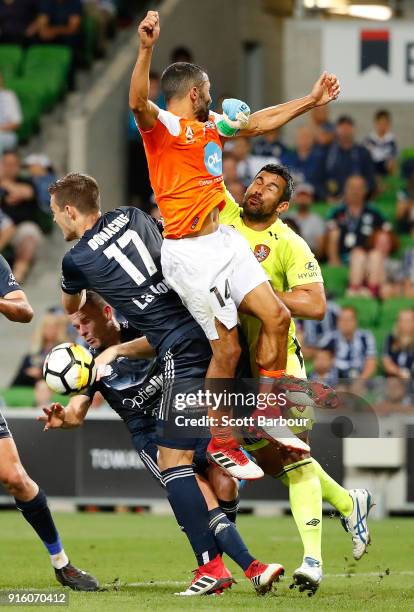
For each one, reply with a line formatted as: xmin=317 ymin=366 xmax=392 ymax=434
xmin=122 ymin=571 xmax=414 ymax=588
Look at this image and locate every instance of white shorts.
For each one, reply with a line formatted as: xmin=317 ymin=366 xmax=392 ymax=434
xmin=161 ymin=224 xmax=269 ymax=340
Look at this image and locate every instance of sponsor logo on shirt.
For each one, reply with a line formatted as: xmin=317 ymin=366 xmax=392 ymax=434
xmin=204 ymin=142 xmax=222 ymax=177
xmin=305 ymin=261 xmax=316 ymax=271
xmin=254 ymin=244 xmax=270 ymax=262
xmin=8 ymin=273 xmax=18 ymax=287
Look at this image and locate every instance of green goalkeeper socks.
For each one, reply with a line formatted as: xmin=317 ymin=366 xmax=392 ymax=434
xmin=284 ymin=459 xmax=322 ymax=564
xmin=312 ymin=458 xmax=353 ymax=517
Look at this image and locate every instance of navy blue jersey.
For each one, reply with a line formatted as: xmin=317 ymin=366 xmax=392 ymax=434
xmin=0 ymin=254 xmax=20 ymax=297
xmin=88 ymin=323 xmax=162 ymax=429
xmin=61 ymin=207 xmax=197 ymax=351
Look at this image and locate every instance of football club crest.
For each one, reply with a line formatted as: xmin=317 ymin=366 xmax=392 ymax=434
xmin=254 ymin=244 xmax=270 ymax=262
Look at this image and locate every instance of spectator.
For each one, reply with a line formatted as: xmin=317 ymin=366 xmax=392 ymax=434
xmin=364 ymin=110 xmax=398 ymax=177
xmin=308 ymin=105 xmax=333 ymax=134
xmin=226 ymin=179 xmax=245 ymax=203
xmin=382 ymin=310 xmax=414 ymax=379
xmin=81 ymin=0 xmax=117 ymax=57
xmin=24 ymin=153 xmax=57 ymax=215
xmin=0 ymin=208 xmax=15 ymax=252
xmin=314 ymin=115 xmax=376 ymax=201
xmin=170 ymin=46 xmax=193 ymax=63
xmin=0 ymin=0 xmax=40 ymax=45
xmin=326 ymin=175 xmax=389 ymax=270
xmin=314 ymin=121 xmax=336 ymax=150
xmin=309 ymin=347 xmax=338 ymax=387
xmin=0 ymin=150 xmax=43 ymax=282
xmin=374 ymin=378 xmax=412 ymax=416
xmin=230 ymin=137 xmax=275 ymax=186
xmin=318 ymin=306 xmax=377 ymax=380
xmin=401 ymin=244 xmax=414 ymax=298
xmin=281 ymin=125 xmax=319 ymax=187
xmin=288 ymin=183 xmax=325 ymax=258
xmin=0 ymin=71 xmax=22 ymax=154
xmin=11 ymin=309 xmax=69 ymax=387
xmin=251 ymin=128 xmax=288 ymax=160
xmin=37 ymin=0 xmax=82 ymax=85
xmin=298 ymin=299 xmax=340 ymax=360
xmin=396 ymin=167 xmax=414 ymax=233
xmin=37 ymin=0 xmax=82 ymax=45
xmin=222 ymin=151 xmax=238 ymax=183
xmin=368 ymin=229 xmax=402 ymax=298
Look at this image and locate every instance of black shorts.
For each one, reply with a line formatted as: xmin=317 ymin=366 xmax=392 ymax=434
xmin=0 ymin=410 xmax=12 ymax=440
xmin=156 ymin=326 xmax=212 ymax=450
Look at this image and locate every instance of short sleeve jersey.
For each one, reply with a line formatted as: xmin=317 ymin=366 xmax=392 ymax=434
xmin=61 ymin=207 xmax=196 ymax=352
xmin=139 ymin=110 xmax=229 ymax=238
xmin=219 ymin=189 xmax=323 ymax=370
xmin=0 ymin=254 xmax=20 ymax=297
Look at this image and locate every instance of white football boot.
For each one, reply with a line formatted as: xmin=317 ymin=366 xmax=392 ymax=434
xmin=340 ymin=488 xmax=374 ymax=560
xmin=291 ymin=557 xmax=322 ymax=596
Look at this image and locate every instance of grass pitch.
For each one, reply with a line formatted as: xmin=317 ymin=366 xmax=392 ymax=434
xmin=0 ymin=511 xmax=413 ymax=611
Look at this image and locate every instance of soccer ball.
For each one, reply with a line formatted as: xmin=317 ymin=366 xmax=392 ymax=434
xmin=43 ymin=343 xmax=97 ymax=395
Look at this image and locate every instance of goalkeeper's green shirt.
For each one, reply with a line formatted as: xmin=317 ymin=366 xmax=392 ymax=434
xmin=219 ymin=187 xmax=324 ymax=376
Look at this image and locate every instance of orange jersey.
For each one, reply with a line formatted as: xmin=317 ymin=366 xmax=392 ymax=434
xmin=140 ymin=110 xmax=227 ymax=238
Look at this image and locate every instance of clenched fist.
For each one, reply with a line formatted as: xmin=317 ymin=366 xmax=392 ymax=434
xmin=138 ymin=10 xmax=160 ymax=49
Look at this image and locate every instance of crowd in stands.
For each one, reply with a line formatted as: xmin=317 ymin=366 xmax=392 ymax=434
xmin=0 ymin=0 xmax=127 ymax=283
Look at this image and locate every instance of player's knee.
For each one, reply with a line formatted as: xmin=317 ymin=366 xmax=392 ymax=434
xmin=1 ymin=463 xmax=31 ymax=497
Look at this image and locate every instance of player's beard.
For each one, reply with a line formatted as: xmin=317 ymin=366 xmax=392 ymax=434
xmin=242 ymin=193 xmax=277 ymax=223
xmin=194 ymin=97 xmax=210 ymax=122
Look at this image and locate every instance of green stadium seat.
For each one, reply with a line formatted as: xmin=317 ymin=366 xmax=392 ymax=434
xmin=312 ymin=202 xmax=330 ymax=219
xmin=379 ymin=298 xmax=414 ymax=326
xmin=0 ymin=387 xmax=68 ymax=408
xmin=0 ymin=45 xmax=23 ymax=78
xmin=399 ymin=234 xmax=413 ymax=252
xmin=336 ymin=296 xmax=381 ymax=328
xmin=400 ymin=148 xmax=414 ymax=164
xmin=375 ymin=200 xmax=397 ymax=225
xmin=24 ymin=45 xmax=71 ymax=76
xmin=320 ymin=264 xmax=349 ymax=297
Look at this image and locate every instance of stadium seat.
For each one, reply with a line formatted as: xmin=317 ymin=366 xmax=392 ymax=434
xmin=4 ymin=78 xmax=43 ymax=141
xmin=379 ymin=298 xmax=414 ymax=326
xmin=24 ymin=45 xmax=71 ymax=77
xmin=336 ymin=296 xmax=381 ymax=328
xmin=320 ymin=264 xmax=349 ymax=297
xmin=0 ymin=45 xmax=23 ymax=78
xmin=0 ymin=387 xmax=68 ymax=408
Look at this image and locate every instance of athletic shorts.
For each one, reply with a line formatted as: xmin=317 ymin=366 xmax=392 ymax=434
xmin=161 ymin=224 xmax=269 ymax=341
xmin=0 ymin=410 xmax=12 ymax=440
xmin=127 ymin=415 xmax=210 ymax=485
xmin=156 ymin=326 xmax=212 ymax=450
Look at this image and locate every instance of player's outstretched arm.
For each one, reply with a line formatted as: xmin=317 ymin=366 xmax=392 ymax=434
xmin=0 ymin=290 xmax=34 ymax=323
xmin=95 ymin=336 xmax=156 ymax=372
xmin=37 ymin=396 xmax=91 ymax=431
xmin=129 ymin=10 xmax=160 ymax=131
xmin=239 ymin=72 xmax=340 ymax=137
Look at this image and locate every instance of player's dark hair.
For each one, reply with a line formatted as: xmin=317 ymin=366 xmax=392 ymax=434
xmin=256 ymin=163 xmax=294 ymax=202
xmin=48 ymin=172 xmax=100 ymax=214
xmin=85 ymin=290 xmax=109 ymax=310
xmin=375 ymin=109 xmax=390 ymax=121
xmin=161 ymin=62 xmax=206 ymax=103
xmin=170 ymin=46 xmax=193 ymax=63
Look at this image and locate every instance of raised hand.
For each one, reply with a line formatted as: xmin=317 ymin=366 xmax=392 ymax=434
xmin=138 ymin=10 xmax=160 ymax=49
xmin=310 ymin=72 xmax=341 ymax=107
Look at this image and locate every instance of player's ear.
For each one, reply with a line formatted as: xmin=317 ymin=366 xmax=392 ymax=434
xmin=103 ymin=305 xmax=112 ymax=321
xmin=277 ymin=201 xmax=289 ymax=214
xmin=189 ymin=86 xmax=198 ymax=102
